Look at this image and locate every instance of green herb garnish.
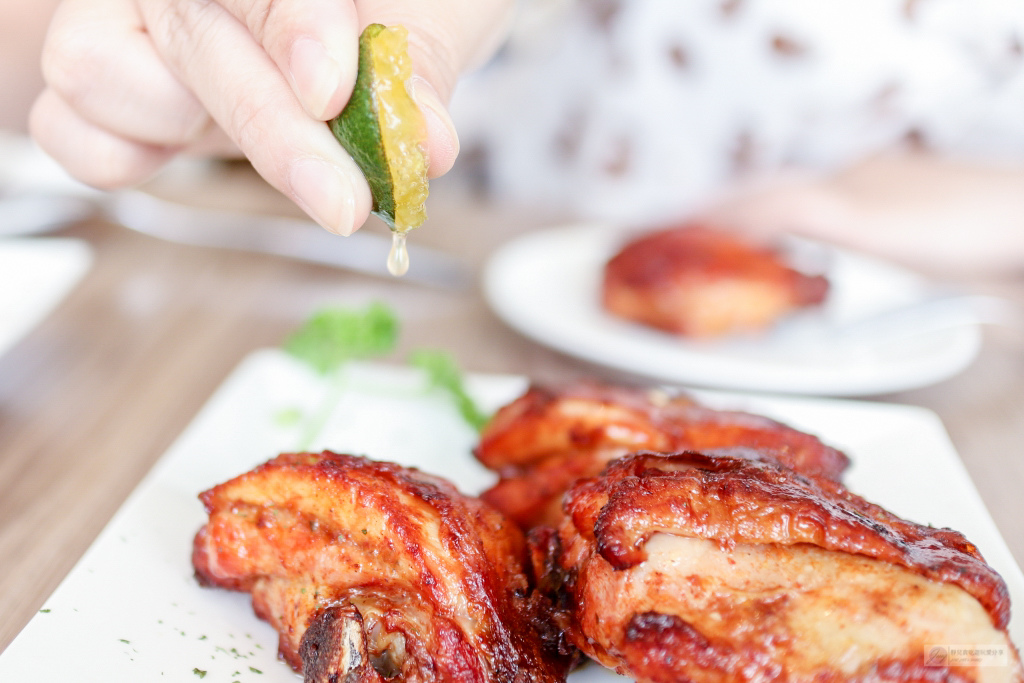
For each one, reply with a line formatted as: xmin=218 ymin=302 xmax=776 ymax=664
xmin=281 ymin=304 xmax=491 ymax=442
xmin=274 ymin=407 xmax=303 ymax=427
xmin=283 ymin=302 xmax=399 ymax=448
xmin=409 ymin=349 xmax=490 ymax=432
xmin=250 ymin=667 xmax=263 ymax=674
xmin=193 ymin=668 xmax=207 ymax=678
xmin=285 ymin=302 xmax=398 ymax=375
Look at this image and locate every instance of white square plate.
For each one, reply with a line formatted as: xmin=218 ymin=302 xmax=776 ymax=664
xmin=1 ymin=349 xmax=1020 ymax=682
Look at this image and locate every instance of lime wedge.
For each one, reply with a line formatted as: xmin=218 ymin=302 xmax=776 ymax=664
xmin=329 ymin=24 xmax=428 ymax=233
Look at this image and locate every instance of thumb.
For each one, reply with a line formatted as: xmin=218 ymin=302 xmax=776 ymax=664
xmin=357 ymin=0 xmax=515 ymax=177
xmin=407 ymin=75 xmax=459 ymax=178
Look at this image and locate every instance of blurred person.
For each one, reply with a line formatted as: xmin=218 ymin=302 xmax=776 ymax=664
xmin=22 ymin=0 xmax=1024 ymax=275
xmin=450 ymin=0 xmax=1024 ymax=275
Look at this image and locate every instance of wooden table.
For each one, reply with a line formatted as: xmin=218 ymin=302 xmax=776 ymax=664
xmin=1 ymin=171 xmax=1022 ymax=652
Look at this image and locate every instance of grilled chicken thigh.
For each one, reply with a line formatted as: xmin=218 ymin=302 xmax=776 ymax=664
xmin=477 ymin=384 xmax=848 ymax=528
xmin=602 ymin=224 xmax=828 ymax=337
xmin=539 ymin=451 xmax=1023 ymax=683
xmin=193 ymin=452 xmax=573 ymax=683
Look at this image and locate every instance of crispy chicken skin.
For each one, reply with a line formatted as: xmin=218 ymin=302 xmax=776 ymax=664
xmin=477 ymin=384 xmax=849 ymax=528
xmin=539 ymin=451 xmax=1023 ymax=683
xmin=602 ymin=224 xmax=828 ymax=337
xmin=192 ymin=452 xmax=573 ymax=683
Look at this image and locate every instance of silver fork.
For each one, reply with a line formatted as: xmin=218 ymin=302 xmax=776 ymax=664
xmin=821 ymin=292 xmax=1022 ymax=350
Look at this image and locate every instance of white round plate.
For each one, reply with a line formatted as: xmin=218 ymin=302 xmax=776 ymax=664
xmin=483 ymin=224 xmax=982 ymax=396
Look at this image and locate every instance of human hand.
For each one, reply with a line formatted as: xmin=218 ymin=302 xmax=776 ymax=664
xmin=698 ymin=153 xmax=1024 ymax=277
xmin=30 ymin=0 xmax=514 ymax=235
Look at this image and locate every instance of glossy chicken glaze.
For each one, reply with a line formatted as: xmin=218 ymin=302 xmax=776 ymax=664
xmin=193 ymin=452 xmax=573 ymax=683
xmin=602 ymin=225 xmax=828 ymax=338
xmin=478 ymin=384 xmax=849 ymax=529
xmin=542 ymin=451 xmax=1022 ymax=683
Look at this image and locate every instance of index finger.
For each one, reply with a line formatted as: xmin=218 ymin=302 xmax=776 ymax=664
xmin=214 ymin=0 xmax=360 ymax=121
xmin=141 ymin=0 xmax=371 ymax=235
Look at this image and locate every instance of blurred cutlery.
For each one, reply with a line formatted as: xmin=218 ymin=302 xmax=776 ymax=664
xmin=809 ymin=292 xmax=1022 ymax=352
xmin=105 ymin=190 xmax=474 ymax=291
xmin=0 ymin=192 xmax=98 ymax=237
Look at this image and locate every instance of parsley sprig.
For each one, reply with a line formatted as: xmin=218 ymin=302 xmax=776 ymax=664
xmin=409 ymin=349 xmax=490 ymax=433
xmin=284 ymin=302 xmax=398 ymax=376
xmin=281 ymin=302 xmax=490 ymax=447
xmin=284 ymin=302 xmax=399 ymax=449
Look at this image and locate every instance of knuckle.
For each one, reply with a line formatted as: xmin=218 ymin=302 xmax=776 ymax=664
xmin=239 ymin=0 xmax=284 ymax=43
xmin=41 ymin=27 xmax=108 ymax=105
xmin=88 ymin=143 xmax=171 ymax=190
xmin=148 ymin=0 xmax=218 ymax=73
xmin=226 ymin=96 xmax=272 ymax=152
xmin=36 ymin=131 xmax=167 ymax=191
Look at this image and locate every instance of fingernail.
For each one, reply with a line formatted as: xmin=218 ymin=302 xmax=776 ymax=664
xmin=289 ymin=37 xmax=344 ymax=120
xmin=409 ymin=77 xmax=459 ymax=172
xmin=289 ymin=157 xmax=357 ymax=235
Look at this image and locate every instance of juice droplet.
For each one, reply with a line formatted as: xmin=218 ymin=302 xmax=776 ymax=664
xmin=387 ymin=231 xmax=410 ymax=276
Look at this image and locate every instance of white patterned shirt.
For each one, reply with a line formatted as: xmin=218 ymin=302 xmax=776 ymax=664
xmin=450 ymin=0 xmax=1024 ymax=223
